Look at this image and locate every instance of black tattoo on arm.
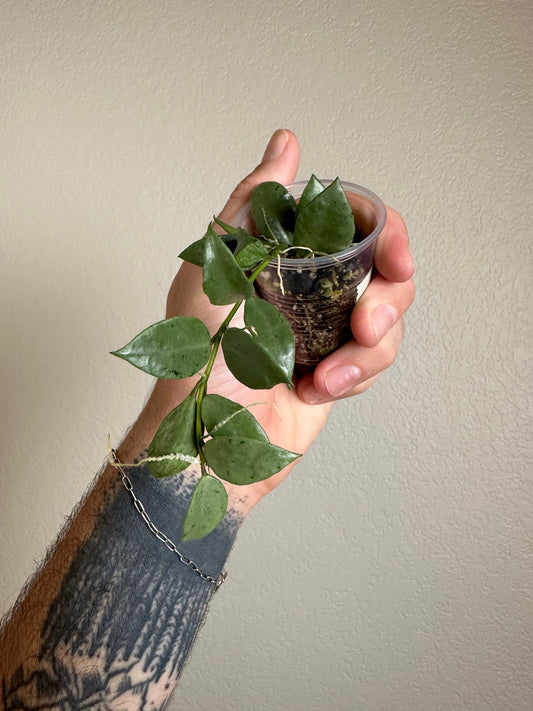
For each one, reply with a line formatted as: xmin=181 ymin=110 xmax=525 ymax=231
xmin=2 ymin=465 xmax=242 ymax=710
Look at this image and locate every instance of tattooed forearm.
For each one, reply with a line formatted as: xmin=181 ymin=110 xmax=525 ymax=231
xmin=1 ymin=464 xmax=242 ymax=710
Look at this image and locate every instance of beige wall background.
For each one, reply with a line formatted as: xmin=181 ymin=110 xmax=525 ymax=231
xmin=1 ymin=1 xmax=531 ymax=709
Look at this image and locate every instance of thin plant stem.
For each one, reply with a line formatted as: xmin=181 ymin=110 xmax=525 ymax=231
xmin=193 ymin=243 xmax=285 ymax=475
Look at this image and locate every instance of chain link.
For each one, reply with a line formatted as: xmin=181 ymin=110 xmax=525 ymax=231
xmin=110 ymin=450 xmax=226 ymax=589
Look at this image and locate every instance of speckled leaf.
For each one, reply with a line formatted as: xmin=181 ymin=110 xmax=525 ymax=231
xmin=180 ymin=223 xmax=261 ymax=268
xmin=213 ymin=216 xmax=241 ymax=237
xmin=222 ymin=297 xmax=295 ymax=389
xmin=211 ymin=220 xmax=270 ymax=268
xmin=201 ymin=393 xmax=268 ymax=441
xmin=251 ymin=181 xmax=297 ymax=245
xmin=111 ymin=316 xmax=211 ymax=379
xmin=182 ymin=475 xmax=228 ymax=542
xmin=147 ymin=390 xmax=198 ymax=478
xmin=293 ymin=178 xmax=355 ymax=254
xmin=234 ymin=235 xmax=271 ymax=269
xmin=246 ymin=296 xmax=295 ymax=380
xmin=203 ymin=231 xmax=254 ymax=305
xmin=204 ymin=436 xmax=300 ymax=485
xmin=179 ymin=231 xmax=208 ymax=267
xmin=297 ymin=174 xmax=325 ymax=213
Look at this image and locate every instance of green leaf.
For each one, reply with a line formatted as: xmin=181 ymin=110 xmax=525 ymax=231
xmin=111 ymin=316 xmax=211 ymax=379
xmin=214 ymin=220 xmax=272 ymax=269
xmin=245 ymin=296 xmax=295 ymax=379
xmin=293 ymin=177 xmax=355 ymax=254
xmin=234 ymin=236 xmax=271 ymax=269
xmin=147 ymin=390 xmax=198 ymax=478
xmin=179 ymin=219 xmax=271 ymax=271
xmin=204 ymin=436 xmax=300 ymax=485
xmin=297 ymin=174 xmax=325 ymax=213
xmin=222 ymin=297 xmax=295 ymax=389
xmin=201 ymin=393 xmax=268 ymax=441
xmin=179 ymin=232 xmax=208 ymax=267
xmin=251 ymin=181 xmax=297 ymax=245
xmin=203 ymin=231 xmax=255 ymax=305
xmin=213 ymin=216 xmax=239 ymax=236
xmin=182 ymin=475 xmax=228 ymax=541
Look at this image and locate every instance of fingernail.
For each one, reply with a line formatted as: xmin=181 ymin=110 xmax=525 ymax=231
xmin=372 ymin=304 xmax=398 ymax=342
xmin=262 ymin=129 xmax=288 ymax=162
xmin=324 ymin=365 xmax=361 ymax=397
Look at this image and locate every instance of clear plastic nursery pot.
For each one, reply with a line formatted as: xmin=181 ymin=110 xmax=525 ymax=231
xmin=233 ymin=180 xmax=387 ymax=366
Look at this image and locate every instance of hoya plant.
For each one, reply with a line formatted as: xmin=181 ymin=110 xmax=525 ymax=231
xmin=112 ymin=176 xmax=358 ymax=541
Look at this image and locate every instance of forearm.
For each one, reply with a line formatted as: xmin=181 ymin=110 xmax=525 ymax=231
xmin=0 ymin=396 xmax=243 ymax=709
xmin=0 ymin=127 xmax=414 ymax=709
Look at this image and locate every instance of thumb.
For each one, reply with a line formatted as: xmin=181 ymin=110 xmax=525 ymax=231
xmin=217 ymin=129 xmax=300 ymax=225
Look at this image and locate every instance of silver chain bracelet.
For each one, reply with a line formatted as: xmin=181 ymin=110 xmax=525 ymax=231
xmin=110 ymin=449 xmax=227 ymax=589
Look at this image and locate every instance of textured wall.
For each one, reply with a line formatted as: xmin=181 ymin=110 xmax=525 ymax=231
xmin=1 ymin=1 xmax=532 ymax=709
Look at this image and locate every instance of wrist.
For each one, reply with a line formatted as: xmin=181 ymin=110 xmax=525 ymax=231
xmin=120 ymin=379 xmax=268 ymax=516
xmin=117 ymin=378 xmax=196 ymax=462
xmin=115 ymin=398 xmax=257 ymax=555
xmin=112 ymin=458 xmax=242 ymax=583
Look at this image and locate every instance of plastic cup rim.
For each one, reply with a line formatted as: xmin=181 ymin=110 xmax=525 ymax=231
xmin=233 ymin=178 xmax=387 ymax=270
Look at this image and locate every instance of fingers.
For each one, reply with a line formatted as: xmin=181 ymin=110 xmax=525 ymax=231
xmin=169 ymin=129 xmax=299 ymax=321
xmin=296 ymin=319 xmax=405 ymax=405
xmin=374 ymin=207 xmax=414 ymax=283
xmin=350 ymin=273 xmax=415 ymax=348
xmin=295 ymin=218 xmax=415 ymax=406
xmin=217 ymin=129 xmax=300 ymax=225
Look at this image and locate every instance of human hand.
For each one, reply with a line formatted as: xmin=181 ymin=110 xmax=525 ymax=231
xmin=150 ymin=130 xmax=414 ymax=509
xmin=296 ymin=205 xmax=415 ymax=404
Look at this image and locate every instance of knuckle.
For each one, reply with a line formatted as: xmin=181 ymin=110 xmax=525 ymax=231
xmin=230 ymin=172 xmax=261 ymax=202
xmin=387 ymin=206 xmax=408 ymax=234
xmin=376 ymin=331 xmax=399 ymax=371
xmin=405 ymin=278 xmax=416 ymax=307
xmin=354 ymin=378 xmax=377 ymax=395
